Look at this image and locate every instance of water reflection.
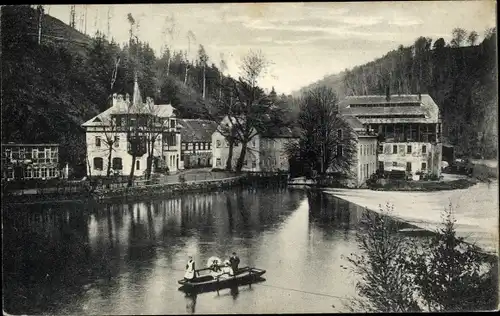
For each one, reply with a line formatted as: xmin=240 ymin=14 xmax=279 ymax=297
xmin=3 ymin=187 xmax=425 ymax=314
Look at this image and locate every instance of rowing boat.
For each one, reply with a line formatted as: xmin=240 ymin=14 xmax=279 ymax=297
xmin=178 ymin=266 xmax=266 ymax=293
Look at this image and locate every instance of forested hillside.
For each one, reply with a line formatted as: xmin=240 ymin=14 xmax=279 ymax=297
xmin=294 ymin=28 xmax=498 ymax=159
xmin=0 ymin=6 xmax=246 ymax=168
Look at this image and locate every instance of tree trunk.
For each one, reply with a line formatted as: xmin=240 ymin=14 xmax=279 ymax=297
xmin=166 ymin=55 xmax=171 ymax=76
xmin=128 ymin=153 xmax=137 ymax=187
xmin=202 ymin=65 xmax=206 ymax=99
xmin=145 ymin=140 xmax=154 ymax=180
xmin=225 ymin=137 xmax=234 ymax=171
xmin=106 ymin=146 xmax=113 ymax=177
xmin=235 ymin=141 xmax=248 ymax=173
xmin=184 ymin=65 xmax=189 ymax=85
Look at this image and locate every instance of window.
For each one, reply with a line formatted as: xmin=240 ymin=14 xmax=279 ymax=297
xmin=114 ymin=136 xmax=120 ymax=147
xmin=337 ymin=144 xmax=343 ymax=157
xmin=202 ymin=143 xmax=206 ymax=150
xmin=25 ymin=168 xmax=32 ymax=178
xmin=7 ymin=169 xmax=13 ymax=179
xmin=112 ymin=157 xmax=123 ymax=170
xmin=337 ymin=129 xmax=343 ymax=140
xmin=407 ymin=145 xmax=412 ymax=154
xmin=41 ymin=167 xmax=47 ymax=178
xmin=33 ymin=168 xmax=40 ymax=178
xmin=216 ymin=158 xmax=221 ymax=167
xmin=49 ymin=168 xmax=56 ymax=177
xmin=170 ymin=119 xmax=176 ymax=128
xmin=96 ymin=136 xmax=101 ymax=147
xmin=197 ymin=143 xmax=200 ymax=150
xmin=25 ymin=151 xmax=32 ymax=160
xmin=392 ymin=162 xmax=397 ymax=167
xmin=393 ymin=145 xmax=398 ymax=154
xmin=32 ymin=149 xmax=38 ymax=160
xmin=94 ymin=157 xmax=103 ymax=170
xmin=421 ymin=162 xmax=427 ymax=170
xmin=136 ymin=160 xmax=140 ymax=170
xmin=38 ymin=151 xmax=45 ymax=159
xmin=216 ymin=140 xmax=221 ymax=148
xmin=422 ymin=145 xmax=427 ymax=154
xmin=252 ymin=160 xmax=257 ymax=168
xmin=167 ymin=133 xmax=177 ymax=146
xmin=378 ymin=144 xmax=383 ymax=154
xmin=208 ymin=142 xmax=211 ymax=150
xmin=406 ymin=162 xmax=412 ymax=172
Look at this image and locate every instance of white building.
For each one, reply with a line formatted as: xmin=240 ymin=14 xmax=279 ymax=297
xmin=339 ymin=94 xmax=442 ymax=177
xmin=342 ymin=115 xmax=378 ymax=187
xmin=211 ymin=116 xmax=299 ymax=172
xmin=81 ymin=79 xmax=181 ymax=178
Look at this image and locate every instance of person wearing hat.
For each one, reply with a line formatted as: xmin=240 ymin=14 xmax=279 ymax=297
xmin=229 ymin=252 xmax=240 ymax=274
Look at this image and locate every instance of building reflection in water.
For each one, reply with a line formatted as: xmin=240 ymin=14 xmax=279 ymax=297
xmin=3 ymin=188 xmax=308 ymax=315
xmin=184 ymin=292 xmax=197 ymax=314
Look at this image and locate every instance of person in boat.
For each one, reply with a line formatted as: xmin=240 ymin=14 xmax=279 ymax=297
xmin=210 ymin=259 xmax=223 ymax=278
xmin=221 ymin=260 xmax=234 ymax=277
xmin=229 ymin=252 xmax=240 ymax=274
xmin=184 ymin=256 xmax=196 ymax=280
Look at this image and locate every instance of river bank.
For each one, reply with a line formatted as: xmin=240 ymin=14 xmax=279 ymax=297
xmin=1 ymin=172 xmax=289 ymax=205
xmin=324 ymin=180 xmax=499 ymax=255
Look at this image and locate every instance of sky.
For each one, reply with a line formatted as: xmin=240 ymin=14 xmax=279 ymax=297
xmin=46 ymin=1 xmax=496 ymax=95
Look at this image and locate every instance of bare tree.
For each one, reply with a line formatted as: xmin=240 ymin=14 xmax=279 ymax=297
xmin=450 ymin=28 xmax=467 ymax=47
xmin=467 ymin=30 xmax=479 ymax=46
xmin=230 ymin=50 xmax=277 ymax=172
xmin=184 ymin=30 xmax=196 ymax=85
xmin=143 ymin=99 xmax=171 ymax=180
xmin=198 ymin=44 xmax=209 ymax=99
xmin=161 ymin=14 xmax=176 ymax=77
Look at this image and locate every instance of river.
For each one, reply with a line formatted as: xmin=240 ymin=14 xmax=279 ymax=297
xmin=3 ymin=187 xmax=426 ymax=314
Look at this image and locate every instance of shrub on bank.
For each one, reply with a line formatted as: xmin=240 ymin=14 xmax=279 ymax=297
xmin=346 ymin=203 xmax=497 ymax=312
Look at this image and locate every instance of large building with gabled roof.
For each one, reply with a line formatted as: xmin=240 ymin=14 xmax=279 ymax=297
xmin=81 ymin=78 xmax=181 ymax=178
xmin=339 ymin=93 xmax=442 ymax=177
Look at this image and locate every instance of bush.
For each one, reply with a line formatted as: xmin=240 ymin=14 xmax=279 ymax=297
xmin=404 ymin=204 xmax=497 ymax=311
xmin=346 ymin=203 xmax=497 ymax=312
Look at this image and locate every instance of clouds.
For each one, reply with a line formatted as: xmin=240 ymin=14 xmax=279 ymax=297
xmin=48 ymin=2 xmax=496 ymax=94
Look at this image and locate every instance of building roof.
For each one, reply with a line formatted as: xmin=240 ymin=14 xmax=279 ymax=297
xmin=82 ymin=98 xmax=177 ymax=127
xmin=342 ymin=115 xmax=365 ymax=130
xmin=259 ymin=126 xmax=301 ymax=138
xmin=338 ymin=94 xmax=440 ymax=123
xmin=1 ymin=143 xmax=59 ymax=147
xmin=178 ymin=119 xmax=218 ymax=143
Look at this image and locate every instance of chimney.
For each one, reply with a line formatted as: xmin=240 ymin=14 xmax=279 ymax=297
xmin=385 ymin=86 xmax=391 ymax=102
xmin=112 ymin=93 xmax=118 ymax=107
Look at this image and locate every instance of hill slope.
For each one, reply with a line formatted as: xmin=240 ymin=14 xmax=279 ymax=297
xmin=1 ymin=5 xmax=214 ymax=170
xmin=293 ymin=33 xmax=498 ymax=158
